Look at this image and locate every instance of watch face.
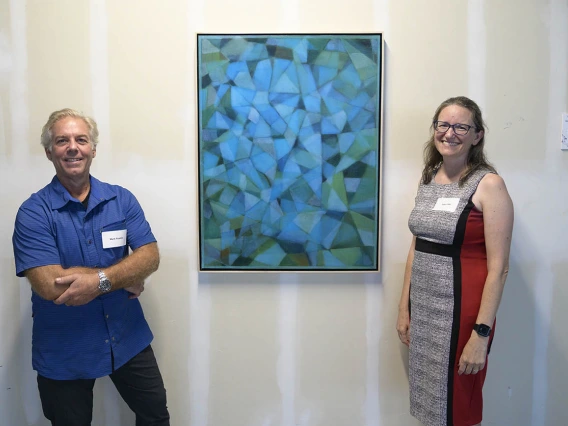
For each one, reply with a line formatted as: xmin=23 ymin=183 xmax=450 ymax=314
xmin=98 ymin=270 xmax=111 ymax=293
xmin=475 ymin=323 xmax=491 ymax=337
xmin=99 ymin=279 xmax=111 ymax=293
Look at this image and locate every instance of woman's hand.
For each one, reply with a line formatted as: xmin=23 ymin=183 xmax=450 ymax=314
xmin=458 ymin=332 xmax=489 ymax=375
xmin=398 ymin=237 xmax=416 ymax=347
xmin=396 ymin=309 xmax=411 ymax=346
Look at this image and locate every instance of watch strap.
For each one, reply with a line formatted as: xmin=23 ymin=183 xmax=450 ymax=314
xmin=473 ymin=323 xmax=491 ymax=337
xmin=97 ymin=270 xmax=112 ymax=293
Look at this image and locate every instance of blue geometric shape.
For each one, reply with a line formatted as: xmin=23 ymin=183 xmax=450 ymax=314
xmin=344 ymin=178 xmax=361 ymax=193
xmin=326 ymin=189 xmax=348 ymax=212
xmin=303 ymin=93 xmax=321 ymax=113
xmin=207 ymin=111 xmax=233 ymax=130
xmin=252 ymin=151 xmax=277 ymax=174
xmin=231 ymin=86 xmax=255 ymax=107
xmin=254 ymin=117 xmax=272 ymax=138
xmin=323 ymin=250 xmax=344 ymax=266
xmin=296 ymin=63 xmax=318 ymax=94
xmin=203 ymin=151 xmax=220 ymax=169
xmin=255 ymin=243 xmax=287 ymax=265
xmin=301 ymin=133 xmax=322 ymax=158
xmin=274 ymin=138 xmax=294 ymax=160
xmin=253 ymin=59 xmax=273 ymax=91
xmin=226 ymin=61 xmax=248 ymax=80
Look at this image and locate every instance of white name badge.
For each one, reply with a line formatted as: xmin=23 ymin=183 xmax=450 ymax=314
xmin=432 ymin=197 xmax=460 ymax=212
xmin=102 ymin=230 xmax=127 ymax=249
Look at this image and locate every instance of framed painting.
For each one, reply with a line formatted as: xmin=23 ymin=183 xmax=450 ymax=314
xmin=197 ymin=33 xmax=383 ymax=271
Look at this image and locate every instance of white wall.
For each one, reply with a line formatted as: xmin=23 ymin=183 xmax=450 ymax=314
xmin=0 ymin=0 xmax=567 ymax=425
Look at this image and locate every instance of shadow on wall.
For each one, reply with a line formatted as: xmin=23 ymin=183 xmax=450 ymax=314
xmin=11 ymin=282 xmax=47 ymax=426
xmin=483 ymin=224 xmax=536 ymax=426
xmin=545 ymin=262 xmax=568 ymax=426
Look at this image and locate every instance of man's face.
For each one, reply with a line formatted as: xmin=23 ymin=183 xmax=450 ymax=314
xmin=45 ymin=117 xmax=96 ymax=182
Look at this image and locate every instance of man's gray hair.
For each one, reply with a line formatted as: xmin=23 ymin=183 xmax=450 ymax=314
xmin=41 ymin=109 xmax=99 ymax=151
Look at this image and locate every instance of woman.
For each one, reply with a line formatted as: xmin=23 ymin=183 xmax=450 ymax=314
xmin=397 ymin=96 xmax=514 ymax=426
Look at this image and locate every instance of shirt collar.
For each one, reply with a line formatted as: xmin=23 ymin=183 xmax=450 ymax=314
xmin=48 ymin=175 xmax=117 ymax=210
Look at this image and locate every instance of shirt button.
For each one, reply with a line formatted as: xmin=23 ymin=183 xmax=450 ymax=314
xmin=105 ymin=339 xmax=109 ymax=343
xmin=88 ymin=240 xmax=92 ymax=244
xmin=106 ymin=315 xmax=109 ymax=319
xmin=112 ymin=337 xmax=115 ymax=341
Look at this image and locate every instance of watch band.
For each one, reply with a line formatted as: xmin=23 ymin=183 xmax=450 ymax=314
xmin=473 ymin=323 xmax=491 ymax=337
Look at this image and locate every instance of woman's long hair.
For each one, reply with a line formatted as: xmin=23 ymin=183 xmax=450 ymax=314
xmin=421 ymin=96 xmax=496 ymax=186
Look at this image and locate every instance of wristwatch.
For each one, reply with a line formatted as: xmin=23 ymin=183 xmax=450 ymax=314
xmin=98 ymin=270 xmax=112 ymax=293
xmin=473 ymin=323 xmax=491 ymax=337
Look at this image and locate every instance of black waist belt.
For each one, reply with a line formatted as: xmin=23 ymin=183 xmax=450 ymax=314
xmin=415 ymin=237 xmax=459 ymax=257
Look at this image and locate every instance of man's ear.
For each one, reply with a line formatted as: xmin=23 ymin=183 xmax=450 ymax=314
xmin=45 ymin=148 xmax=52 ymax=161
xmin=93 ymin=149 xmax=96 ymax=158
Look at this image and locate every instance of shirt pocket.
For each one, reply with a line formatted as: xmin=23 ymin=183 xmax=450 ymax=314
xmin=100 ymin=218 xmax=127 ymax=233
xmin=99 ymin=218 xmax=128 ymax=266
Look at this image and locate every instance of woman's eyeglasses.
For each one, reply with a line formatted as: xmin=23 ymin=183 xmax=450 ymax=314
xmin=433 ymin=121 xmax=476 ymax=136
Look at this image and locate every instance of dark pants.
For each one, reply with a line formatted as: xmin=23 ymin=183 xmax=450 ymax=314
xmin=37 ymin=345 xmax=170 ymax=426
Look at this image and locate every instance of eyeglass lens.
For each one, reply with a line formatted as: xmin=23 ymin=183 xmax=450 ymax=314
xmin=435 ymin=121 xmax=471 ymax=135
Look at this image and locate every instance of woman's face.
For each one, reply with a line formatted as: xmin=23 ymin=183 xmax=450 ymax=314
xmin=434 ymin=104 xmax=483 ymax=161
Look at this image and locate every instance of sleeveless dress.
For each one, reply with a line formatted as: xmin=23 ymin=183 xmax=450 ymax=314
xmin=407 ymin=168 xmax=495 ymax=426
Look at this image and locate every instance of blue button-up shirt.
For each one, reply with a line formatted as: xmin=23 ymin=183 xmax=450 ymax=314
xmin=13 ymin=176 xmax=155 ymax=380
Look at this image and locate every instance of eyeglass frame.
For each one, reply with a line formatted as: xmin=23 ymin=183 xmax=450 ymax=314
xmin=433 ymin=120 xmax=478 ymax=136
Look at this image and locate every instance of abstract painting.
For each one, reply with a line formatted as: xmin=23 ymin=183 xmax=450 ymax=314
xmin=197 ymin=34 xmax=383 ymax=271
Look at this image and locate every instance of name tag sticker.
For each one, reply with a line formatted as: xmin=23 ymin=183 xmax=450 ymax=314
xmin=102 ymin=230 xmax=127 ymax=249
xmin=432 ymin=198 xmax=460 ymax=212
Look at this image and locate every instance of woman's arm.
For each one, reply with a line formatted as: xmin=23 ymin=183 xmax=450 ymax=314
xmin=397 ymin=236 xmax=416 ymax=346
xmin=458 ymin=173 xmax=514 ymax=375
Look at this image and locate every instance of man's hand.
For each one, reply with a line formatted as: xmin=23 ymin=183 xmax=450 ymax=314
xmin=125 ymin=282 xmax=145 ymax=299
xmin=458 ymin=332 xmax=489 ymax=375
xmin=53 ymin=273 xmax=100 ymax=306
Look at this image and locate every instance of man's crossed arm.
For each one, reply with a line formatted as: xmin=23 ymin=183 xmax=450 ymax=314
xmin=24 ymin=242 xmax=160 ymax=306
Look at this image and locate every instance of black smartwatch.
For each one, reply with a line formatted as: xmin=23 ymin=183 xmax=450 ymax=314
xmin=473 ymin=323 xmax=491 ymax=337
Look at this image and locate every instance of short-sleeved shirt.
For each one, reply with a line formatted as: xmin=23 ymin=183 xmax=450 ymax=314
xmin=12 ymin=175 xmax=155 ymax=380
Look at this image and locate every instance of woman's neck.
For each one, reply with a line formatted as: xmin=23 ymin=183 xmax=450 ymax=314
xmin=437 ymin=160 xmax=467 ymax=183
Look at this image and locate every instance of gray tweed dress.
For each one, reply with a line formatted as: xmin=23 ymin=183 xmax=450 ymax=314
xmin=407 ymin=168 xmax=494 ymax=426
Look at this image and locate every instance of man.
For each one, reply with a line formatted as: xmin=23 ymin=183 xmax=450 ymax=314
xmin=12 ymin=109 xmax=170 ymax=426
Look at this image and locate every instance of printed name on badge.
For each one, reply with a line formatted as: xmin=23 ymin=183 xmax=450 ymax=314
xmin=102 ymin=230 xmax=127 ymax=249
xmin=432 ymin=197 xmax=460 ymax=212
